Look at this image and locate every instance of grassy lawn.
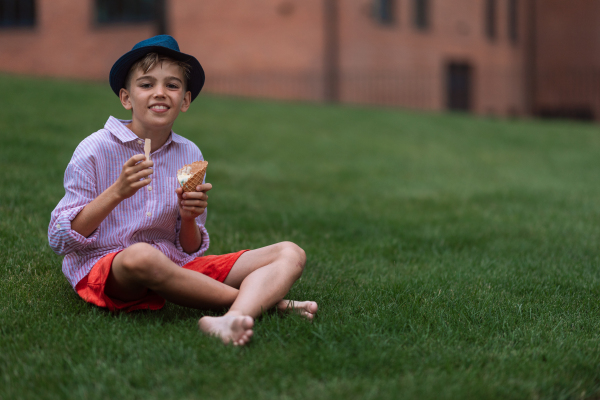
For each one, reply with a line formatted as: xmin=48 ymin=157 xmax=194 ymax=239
xmin=1 ymin=73 xmax=600 ymax=400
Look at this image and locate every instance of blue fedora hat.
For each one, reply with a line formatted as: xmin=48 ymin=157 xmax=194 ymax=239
xmin=109 ymin=35 xmax=205 ymax=101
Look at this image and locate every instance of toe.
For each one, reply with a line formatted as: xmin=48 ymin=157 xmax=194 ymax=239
xmin=243 ymin=317 xmax=254 ymax=329
xmin=238 ymin=335 xmax=250 ymax=346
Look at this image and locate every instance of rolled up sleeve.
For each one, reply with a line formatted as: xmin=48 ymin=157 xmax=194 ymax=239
xmin=48 ymin=163 xmax=100 ymax=255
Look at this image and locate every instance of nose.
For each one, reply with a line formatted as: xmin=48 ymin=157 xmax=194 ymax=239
xmin=153 ymin=85 xmax=166 ymax=98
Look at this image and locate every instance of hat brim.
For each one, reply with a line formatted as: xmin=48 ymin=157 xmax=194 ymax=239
xmin=109 ymin=46 xmax=205 ymax=101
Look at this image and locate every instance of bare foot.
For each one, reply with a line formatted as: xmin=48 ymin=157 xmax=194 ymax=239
xmin=276 ymin=300 xmax=318 ymax=320
xmin=198 ymin=314 xmax=254 ymax=346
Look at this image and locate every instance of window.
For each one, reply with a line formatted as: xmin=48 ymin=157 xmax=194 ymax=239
xmin=414 ymin=0 xmax=429 ymax=30
xmin=96 ymin=0 xmax=157 ymax=24
xmin=485 ymin=0 xmax=496 ymax=40
xmin=508 ymin=0 xmax=518 ymax=44
xmin=374 ymin=0 xmax=395 ymax=25
xmin=0 ymin=0 xmax=35 ymax=28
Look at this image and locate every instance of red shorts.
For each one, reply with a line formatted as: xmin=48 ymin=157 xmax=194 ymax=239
xmin=75 ymin=250 xmax=248 ymax=312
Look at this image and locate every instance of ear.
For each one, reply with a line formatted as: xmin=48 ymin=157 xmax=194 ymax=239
xmin=180 ymin=91 xmax=192 ymax=113
xmin=119 ymin=88 xmax=133 ymax=110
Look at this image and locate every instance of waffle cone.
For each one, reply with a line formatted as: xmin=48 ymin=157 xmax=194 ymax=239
xmin=178 ymin=161 xmax=208 ymax=192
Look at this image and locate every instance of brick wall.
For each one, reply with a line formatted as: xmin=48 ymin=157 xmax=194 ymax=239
xmin=1 ymin=0 xmax=596 ymax=119
xmin=0 ymin=0 xmax=155 ymax=80
xmin=169 ymin=0 xmax=530 ymax=116
xmin=336 ymin=0 xmax=529 ymax=115
xmin=534 ymin=0 xmax=600 ymax=119
xmin=170 ymin=0 xmax=325 ymax=101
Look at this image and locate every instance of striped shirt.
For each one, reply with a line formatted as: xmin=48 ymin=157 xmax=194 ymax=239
xmin=48 ymin=116 xmax=209 ymax=289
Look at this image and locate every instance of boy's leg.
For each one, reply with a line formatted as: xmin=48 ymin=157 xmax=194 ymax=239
xmin=106 ymin=241 xmax=315 ymax=345
xmin=105 ymin=243 xmax=239 ymax=309
xmin=107 ymin=245 xmax=254 ymax=345
xmin=199 ymin=241 xmax=316 ymax=344
xmin=221 ymin=241 xmax=318 ymax=318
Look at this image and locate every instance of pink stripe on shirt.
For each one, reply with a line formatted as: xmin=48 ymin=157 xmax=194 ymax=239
xmin=48 ymin=116 xmax=209 ymax=289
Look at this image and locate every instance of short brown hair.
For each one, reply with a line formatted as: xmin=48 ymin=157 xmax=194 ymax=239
xmin=125 ymin=52 xmax=191 ymax=90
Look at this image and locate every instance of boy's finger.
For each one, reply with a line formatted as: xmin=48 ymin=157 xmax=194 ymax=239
xmin=182 ymin=206 xmax=206 ymax=214
xmin=124 ymin=154 xmax=146 ymax=167
xmin=195 ymin=183 xmax=212 ymax=192
xmin=128 ymin=161 xmax=153 ymax=176
xmin=131 ymin=177 xmax=152 ymax=189
xmin=129 ymin=168 xmax=154 ymax=182
xmin=131 ymin=159 xmax=154 ymax=172
xmin=182 ymin=191 xmax=207 ymax=200
xmin=180 ymin=197 xmax=207 ymax=206
xmin=124 ymin=162 xmax=150 ymax=176
xmin=182 ymin=200 xmax=207 ymax=208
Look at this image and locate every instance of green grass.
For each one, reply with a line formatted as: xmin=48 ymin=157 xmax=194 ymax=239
xmin=1 ymin=73 xmax=600 ymax=400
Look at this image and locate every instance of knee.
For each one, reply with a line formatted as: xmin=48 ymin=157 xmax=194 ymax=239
xmin=119 ymin=243 xmax=170 ymax=284
xmin=277 ymin=241 xmax=306 ymax=274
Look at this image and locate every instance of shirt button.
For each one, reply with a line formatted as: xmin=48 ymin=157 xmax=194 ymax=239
xmin=56 ymin=224 xmax=61 ymax=229
xmin=146 ymin=212 xmax=152 ymax=217
xmin=147 ymin=186 xmax=152 ymax=191
xmin=137 ymin=140 xmax=143 ymax=144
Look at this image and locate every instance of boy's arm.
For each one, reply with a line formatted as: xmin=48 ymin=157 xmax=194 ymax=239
xmin=175 ymin=183 xmax=212 ymax=254
xmin=179 ymin=217 xmax=203 ymax=253
xmin=71 ymin=154 xmax=153 ymax=237
xmin=49 ymin=161 xmax=100 ymax=256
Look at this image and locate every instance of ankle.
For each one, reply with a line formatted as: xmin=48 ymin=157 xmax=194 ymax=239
xmin=224 ymin=309 xmax=245 ymax=317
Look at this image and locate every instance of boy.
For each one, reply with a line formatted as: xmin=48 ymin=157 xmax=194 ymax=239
xmin=48 ymin=35 xmax=317 ymax=346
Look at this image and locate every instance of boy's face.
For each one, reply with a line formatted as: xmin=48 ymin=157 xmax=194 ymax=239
xmin=119 ymin=60 xmax=191 ymax=131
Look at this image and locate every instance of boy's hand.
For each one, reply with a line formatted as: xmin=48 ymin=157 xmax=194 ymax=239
xmin=111 ymin=154 xmax=154 ymax=200
xmin=176 ymin=183 xmax=212 ymax=220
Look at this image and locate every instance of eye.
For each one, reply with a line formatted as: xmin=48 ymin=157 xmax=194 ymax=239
xmin=139 ymin=82 xmax=152 ymax=89
xmin=167 ymin=83 xmax=181 ymax=89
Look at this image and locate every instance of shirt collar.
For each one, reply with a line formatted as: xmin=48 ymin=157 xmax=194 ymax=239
xmin=105 ymin=116 xmax=186 ymax=145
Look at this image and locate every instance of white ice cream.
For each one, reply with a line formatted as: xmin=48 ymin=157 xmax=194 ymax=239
xmin=177 ymin=166 xmax=192 ymax=186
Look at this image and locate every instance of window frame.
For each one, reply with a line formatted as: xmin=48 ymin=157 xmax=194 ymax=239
xmin=508 ymin=0 xmax=518 ymax=44
xmin=413 ymin=0 xmax=429 ymax=31
xmin=94 ymin=0 xmax=158 ymax=26
xmin=485 ymin=0 xmax=496 ymax=41
xmin=373 ymin=0 xmax=396 ymax=26
xmin=0 ymin=0 xmax=36 ymax=29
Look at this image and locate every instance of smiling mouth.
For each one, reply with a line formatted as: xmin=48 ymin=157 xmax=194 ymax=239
xmin=149 ymin=105 xmax=170 ymax=112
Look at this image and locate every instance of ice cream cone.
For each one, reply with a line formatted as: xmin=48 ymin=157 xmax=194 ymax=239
xmin=177 ymin=161 xmax=208 ymax=192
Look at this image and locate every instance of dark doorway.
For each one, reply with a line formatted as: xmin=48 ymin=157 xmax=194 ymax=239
xmin=446 ymin=62 xmax=472 ymax=112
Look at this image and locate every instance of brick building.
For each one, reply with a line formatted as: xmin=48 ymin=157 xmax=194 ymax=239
xmin=0 ymin=0 xmax=598 ymax=119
